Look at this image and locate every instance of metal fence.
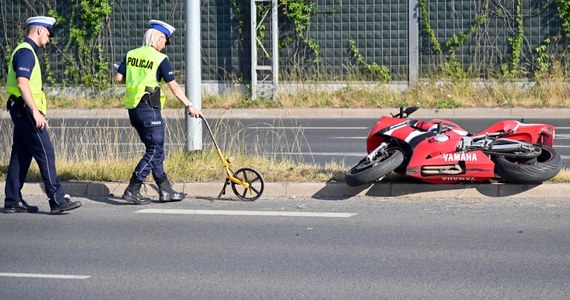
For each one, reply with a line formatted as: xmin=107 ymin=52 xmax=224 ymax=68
xmin=0 ymin=0 xmax=568 ymax=85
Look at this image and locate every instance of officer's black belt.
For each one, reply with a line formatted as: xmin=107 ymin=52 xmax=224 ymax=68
xmin=7 ymin=95 xmax=26 ymax=110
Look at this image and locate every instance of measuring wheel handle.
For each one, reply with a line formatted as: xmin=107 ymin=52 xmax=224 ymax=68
xmin=231 ymin=167 xmax=265 ymax=201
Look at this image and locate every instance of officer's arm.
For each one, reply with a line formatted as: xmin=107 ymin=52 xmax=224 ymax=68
xmin=115 ymin=73 xmax=124 ymax=83
xmin=114 ymin=60 xmax=126 ymax=83
xmin=17 ymin=77 xmax=48 ymax=129
xmin=166 ymin=80 xmax=201 ymax=118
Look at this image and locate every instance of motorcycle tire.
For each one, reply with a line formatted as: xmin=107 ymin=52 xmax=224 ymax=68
xmin=493 ymin=145 xmax=561 ymax=184
xmin=345 ymin=148 xmax=404 ymax=186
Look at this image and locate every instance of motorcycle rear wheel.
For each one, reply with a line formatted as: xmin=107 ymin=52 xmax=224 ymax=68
xmin=345 ymin=148 xmax=404 ymax=186
xmin=493 ymin=145 xmax=561 ymax=184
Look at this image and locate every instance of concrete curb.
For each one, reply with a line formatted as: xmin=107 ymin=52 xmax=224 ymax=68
xmin=2 ymin=107 xmax=568 ymax=200
xmin=2 ymin=181 xmax=569 ymax=200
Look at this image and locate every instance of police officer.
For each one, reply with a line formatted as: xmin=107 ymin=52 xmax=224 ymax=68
xmin=115 ymin=20 xmax=201 ymax=205
xmin=4 ymin=16 xmax=82 ymax=214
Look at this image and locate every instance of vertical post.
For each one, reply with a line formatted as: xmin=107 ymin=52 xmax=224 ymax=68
xmin=185 ymin=0 xmax=202 ymax=151
xmin=251 ymin=0 xmax=258 ymax=99
xmin=272 ymin=0 xmax=278 ymax=97
xmin=409 ymin=0 xmax=419 ymax=86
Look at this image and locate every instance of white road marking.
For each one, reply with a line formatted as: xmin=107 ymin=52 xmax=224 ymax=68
xmin=247 ymin=126 xmax=368 ymax=130
xmin=50 ymin=126 xmax=129 ymax=129
xmin=269 ymin=152 xmax=365 ymax=157
xmin=137 ymin=209 xmax=356 ymax=218
xmin=0 ymin=273 xmax=90 ymax=280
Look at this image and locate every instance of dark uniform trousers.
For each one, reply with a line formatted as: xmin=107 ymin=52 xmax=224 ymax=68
xmin=128 ymin=100 xmax=167 ymax=183
xmin=4 ymin=99 xmax=66 ymax=206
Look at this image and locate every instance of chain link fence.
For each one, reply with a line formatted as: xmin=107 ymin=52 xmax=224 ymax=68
xmin=1 ymin=0 xmax=568 ymax=87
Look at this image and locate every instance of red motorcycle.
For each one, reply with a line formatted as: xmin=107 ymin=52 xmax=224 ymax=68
xmin=346 ymin=106 xmax=562 ymax=185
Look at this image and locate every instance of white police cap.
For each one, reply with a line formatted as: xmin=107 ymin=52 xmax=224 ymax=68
xmin=26 ymin=16 xmax=56 ymax=29
xmin=149 ymin=20 xmax=175 ymax=37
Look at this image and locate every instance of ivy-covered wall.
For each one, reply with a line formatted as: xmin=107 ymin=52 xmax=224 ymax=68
xmin=0 ymin=0 xmax=568 ymax=88
xmin=418 ymin=0 xmax=567 ymax=78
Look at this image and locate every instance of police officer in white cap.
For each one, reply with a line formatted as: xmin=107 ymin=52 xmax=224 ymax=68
xmin=4 ymin=16 xmax=82 ymax=214
xmin=115 ymin=19 xmax=202 ymax=205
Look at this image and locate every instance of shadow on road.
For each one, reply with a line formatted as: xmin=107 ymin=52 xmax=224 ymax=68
xmin=61 ymin=181 xmax=129 ymax=205
xmin=311 ymin=180 xmax=543 ymax=200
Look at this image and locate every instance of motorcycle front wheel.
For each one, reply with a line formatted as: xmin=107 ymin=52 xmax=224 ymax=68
xmin=345 ymin=148 xmax=404 ymax=186
xmin=493 ymin=145 xmax=561 ymax=184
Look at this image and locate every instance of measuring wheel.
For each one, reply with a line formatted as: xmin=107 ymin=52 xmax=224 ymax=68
xmin=231 ymin=167 xmax=264 ymax=201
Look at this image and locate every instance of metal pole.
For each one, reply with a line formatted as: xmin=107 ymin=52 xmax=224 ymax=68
xmin=185 ymin=0 xmax=202 ymax=151
xmin=408 ymin=0 xmax=419 ymax=86
xmin=251 ymin=0 xmax=257 ymax=99
xmin=272 ymin=0 xmax=278 ymax=97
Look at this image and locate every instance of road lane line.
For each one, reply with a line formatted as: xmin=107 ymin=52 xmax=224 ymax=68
xmin=268 ymin=152 xmax=365 ymax=156
xmin=247 ymin=126 xmax=369 ymax=130
xmin=137 ymin=209 xmax=356 ymax=218
xmin=0 ymin=273 xmax=90 ymax=280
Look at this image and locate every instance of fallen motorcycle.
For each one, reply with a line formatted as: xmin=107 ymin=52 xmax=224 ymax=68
xmin=346 ymin=106 xmax=562 ymax=185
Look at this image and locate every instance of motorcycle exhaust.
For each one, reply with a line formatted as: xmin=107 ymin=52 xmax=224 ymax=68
xmin=421 ymin=164 xmax=463 ymax=175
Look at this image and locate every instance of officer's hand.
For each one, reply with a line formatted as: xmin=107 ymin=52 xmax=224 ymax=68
xmin=33 ymin=110 xmax=48 ymax=129
xmin=188 ymin=106 xmax=202 ymax=118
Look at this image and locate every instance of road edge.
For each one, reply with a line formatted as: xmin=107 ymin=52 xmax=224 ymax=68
xmin=2 ymin=181 xmax=569 ymax=200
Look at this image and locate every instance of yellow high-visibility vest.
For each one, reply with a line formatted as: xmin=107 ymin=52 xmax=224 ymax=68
xmin=124 ymin=46 xmax=167 ymax=109
xmin=6 ymin=42 xmax=47 ymax=114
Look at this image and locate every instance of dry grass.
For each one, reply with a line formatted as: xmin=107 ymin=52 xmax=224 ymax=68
xmin=0 ymin=151 xmax=347 ymax=183
xmin=2 ymin=76 xmax=564 ymax=110
xmin=547 ymin=169 xmax=570 ymax=183
xmin=0 ymin=77 xmax=569 ymax=183
xmin=2 ymin=156 xmax=567 ymax=184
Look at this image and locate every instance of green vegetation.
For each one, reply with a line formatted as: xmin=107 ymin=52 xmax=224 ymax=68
xmin=347 ymin=39 xmax=392 ymax=82
xmin=32 ymin=74 xmax=569 ymax=110
xmin=0 ymin=114 xmax=347 ymax=183
xmin=0 ymin=82 xmax=568 ymax=183
xmin=0 ymin=151 xmax=347 ymax=183
xmin=50 ymin=0 xmax=112 ymax=90
xmin=1 ymin=1 xmax=569 ymax=184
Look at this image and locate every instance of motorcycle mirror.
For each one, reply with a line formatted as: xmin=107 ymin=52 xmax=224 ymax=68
xmin=404 ymin=106 xmax=419 ymax=116
xmin=392 ymin=107 xmax=404 ymax=118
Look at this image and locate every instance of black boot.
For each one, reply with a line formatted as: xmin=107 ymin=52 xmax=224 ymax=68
xmin=122 ymin=179 xmax=151 ymax=205
xmin=157 ymin=178 xmax=187 ymax=202
xmin=49 ymin=195 xmax=81 ymax=214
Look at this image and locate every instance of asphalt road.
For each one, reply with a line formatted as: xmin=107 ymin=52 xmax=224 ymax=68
xmin=1 ymin=196 xmax=569 ymax=299
xmin=1 ymin=116 xmax=567 ymax=169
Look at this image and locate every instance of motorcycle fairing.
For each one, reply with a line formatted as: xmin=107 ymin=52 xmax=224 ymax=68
xmin=475 ymin=120 xmax=556 ymax=146
xmin=404 ymin=131 xmax=496 ymax=183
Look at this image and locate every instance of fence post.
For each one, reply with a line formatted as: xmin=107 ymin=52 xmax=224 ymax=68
xmin=409 ymin=0 xmax=419 ymax=86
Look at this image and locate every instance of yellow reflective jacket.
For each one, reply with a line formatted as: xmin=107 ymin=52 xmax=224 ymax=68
xmin=6 ymin=42 xmax=47 ymax=114
xmin=124 ymin=46 xmax=167 ymax=109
